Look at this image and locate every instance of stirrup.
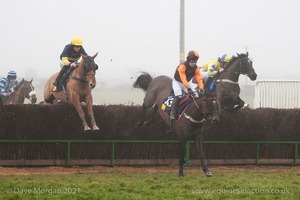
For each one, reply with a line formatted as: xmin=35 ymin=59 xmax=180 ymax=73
xmin=52 ymin=86 xmax=58 ymax=92
xmin=170 ymin=112 xmax=176 ymax=120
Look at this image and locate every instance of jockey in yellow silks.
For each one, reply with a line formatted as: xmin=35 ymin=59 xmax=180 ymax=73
xmin=53 ymin=36 xmax=88 ymax=92
xmin=202 ymin=54 xmax=232 ymax=94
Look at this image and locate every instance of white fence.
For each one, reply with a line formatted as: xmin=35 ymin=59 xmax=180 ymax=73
xmin=254 ymin=80 xmax=300 ymax=109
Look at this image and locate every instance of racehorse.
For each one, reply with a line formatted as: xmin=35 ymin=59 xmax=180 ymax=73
xmin=0 ymin=79 xmax=37 ymax=104
xmin=201 ymin=52 xmax=257 ymax=112
xmin=44 ymin=53 xmax=100 ymax=131
xmin=133 ymin=72 xmax=220 ymax=177
xmin=216 ymin=52 xmax=257 ymax=112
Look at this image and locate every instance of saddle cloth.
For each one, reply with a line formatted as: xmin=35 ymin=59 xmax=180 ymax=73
xmin=161 ymin=93 xmax=193 ymax=118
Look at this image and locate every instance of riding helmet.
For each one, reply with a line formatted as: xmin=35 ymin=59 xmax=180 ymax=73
xmin=186 ymin=50 xmax=199 ymax=62
xmin=7 ymin=70 xmax=17 ymax=79
xmin=219 ymin=54 xmax=232 ymax=62
xmin=71 ymin=36 xmax=83 ymax=46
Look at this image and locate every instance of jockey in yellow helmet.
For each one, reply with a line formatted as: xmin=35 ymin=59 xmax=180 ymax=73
xmin=202 ymin=54 xmax=232 ymax=94
xmin=53 ymin=36 xmax=88 ymax=92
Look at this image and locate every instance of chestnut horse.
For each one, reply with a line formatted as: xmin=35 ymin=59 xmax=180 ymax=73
xmin=133 ymin=72 xmax=220 ymax=177
xmin=0 ymin=79 xmax=37 ymax=104
xmin=44 ymin=53 xmax=99 ymax=131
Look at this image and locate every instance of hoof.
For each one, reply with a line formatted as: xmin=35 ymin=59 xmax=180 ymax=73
xmin=84 ymin=126 xmax=91 ymax=132
xmin=178 ymin=167 xmax=184 ymax=177
xmin=135 ymin=121 xmax=143 ymax=127
xmin=92 ymin=125 xmax=100 ymax=131
xmin=205 ymin=171 xmax=213 ymax=177
xmin=142 ymin=121 xmax=153 ymax=128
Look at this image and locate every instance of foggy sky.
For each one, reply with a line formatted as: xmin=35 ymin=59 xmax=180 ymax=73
xmin=1 ymin=0 xmax=300 ymax=87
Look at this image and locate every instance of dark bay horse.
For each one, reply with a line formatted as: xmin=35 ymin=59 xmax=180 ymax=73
xmin=0 ymin=79 xmax=37 ymax=104
xmin=216 ymin=52 xmax=257 ymax=112
xmin=199 ymin=52 xmax=257 ymax=112
xmin=44 ymin=53 xmax=99 ymax=131
xmin=133 ymin=72 xmax=220 ymax=177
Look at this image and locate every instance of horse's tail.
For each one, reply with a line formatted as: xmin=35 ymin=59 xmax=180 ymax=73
xmin=133 ymin=72 xmax=153 ymax=92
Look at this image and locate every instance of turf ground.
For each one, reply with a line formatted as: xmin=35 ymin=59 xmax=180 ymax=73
xmin=0 ymin=165 xmax=299 ymax=200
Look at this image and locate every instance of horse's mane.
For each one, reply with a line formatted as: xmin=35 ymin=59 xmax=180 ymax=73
xmin=13 ymin=79 xmax=24 ymax=91
xmin=224 ymin=53 xmax=248 ymax=70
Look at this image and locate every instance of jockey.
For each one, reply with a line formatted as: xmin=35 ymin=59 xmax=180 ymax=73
xmin=52 ymin=36 xmax=88 ymax=92
xmin=170 ymin=50 xmax=204 ymax=120
xmin=202 ymin=54 xmax=232 ymax=94
xmin=0 ymin=70 xmax=18 ymax=96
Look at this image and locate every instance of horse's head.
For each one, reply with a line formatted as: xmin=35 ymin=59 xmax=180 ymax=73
xmin=81 ymin=52 xmax=99 ymax=89
xmin=193 ymin=96 xmax=220 ymax=125
xmin=13 ymin=78 xmax=37 ymax=104
xmin=236 ymin=52 xmax=257 ymax=81
xmin=203 ymin=97 xmax=220 ymax=124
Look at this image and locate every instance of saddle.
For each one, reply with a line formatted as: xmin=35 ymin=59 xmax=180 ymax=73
xmin=56 ymin=68 xmax=74 ymax=92
xmin=161 ymin=93 xmax=193 ymax=119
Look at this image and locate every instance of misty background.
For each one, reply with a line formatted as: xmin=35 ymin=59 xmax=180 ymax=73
xmin=1 ymin=0 xmax=300 ymax=106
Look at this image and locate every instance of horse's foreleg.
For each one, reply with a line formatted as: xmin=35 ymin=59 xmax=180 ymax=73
xmin=195 ymin=132 xmax=212 ymax=177
xmin=233 ymin=96 xmax=245 ymax=112
xmin=178 ymin=140 xmax=186 ymax=177
xmin=86 ymin=97 xmax=99 ymax=131
xmin=72 ymin=99 xmax=90 ymax=131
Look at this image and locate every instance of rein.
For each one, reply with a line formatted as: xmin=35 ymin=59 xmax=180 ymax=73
xmin=182 ymin=95 xmax=215 ymax=124
xmin=70 ymin=60 xmax=96 ymax=83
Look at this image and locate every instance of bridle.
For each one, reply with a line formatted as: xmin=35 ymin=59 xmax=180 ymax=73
xmin=217 ymin=56 xmax=252 ymax=84
xmin=11 ymin=80 xmax=36 ymax=103
xmin=71 ymin=57 xmax=97 ymax=83
xmin=183 ymin=95 xmax=220 ymax=123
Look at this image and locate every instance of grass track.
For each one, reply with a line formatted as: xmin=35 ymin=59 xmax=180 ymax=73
xmin=0 ymin=165 xmax=299 ymax=200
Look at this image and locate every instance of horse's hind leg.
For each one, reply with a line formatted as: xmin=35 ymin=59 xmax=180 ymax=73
xmin=143 ymin=104 xmax=157 ymax=127
xmin=195 ymin=129 xmax=212 ymax=177
xmin=136 ymin=103 xmax=147 ymax=127
xmin=136 ymin=103 xmax=156 ymax=127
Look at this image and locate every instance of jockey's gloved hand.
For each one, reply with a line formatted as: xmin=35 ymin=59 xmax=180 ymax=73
xmin=188 ymin=88 xmax=194 ymax=96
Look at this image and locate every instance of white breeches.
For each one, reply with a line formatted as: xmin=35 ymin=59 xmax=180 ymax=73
xmin=172 ymin=79 xmax=198 ymax=98
xmin=200 ymin=68 xmax=208 ymax=81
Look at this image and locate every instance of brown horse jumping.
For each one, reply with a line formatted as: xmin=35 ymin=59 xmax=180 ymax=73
xmin=133 ymin=72 xmax=220 ymax=177
xmin=0 ymin=79 xmax=37 ymax=104
xmin=44 ymin=53 xmax=99 ymax=131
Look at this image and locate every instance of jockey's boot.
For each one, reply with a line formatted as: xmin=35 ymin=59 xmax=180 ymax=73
xmin=53 ymin=65 xmax=68 ymax=92
xmin=170 ymin=97 xmax=179 ymax=120
xmin=204 ymin=77 xmax=213 ymax=95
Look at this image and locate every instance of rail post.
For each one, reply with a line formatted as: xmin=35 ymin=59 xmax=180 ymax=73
xmin=256 ymin=142 xmax=260 ymax=166
xmin=67 ymin=141 xmax=71 ymax=165
xmin=184 ymin=141 xmax=191 ymax=166
xmin=111 ymin=141 xmax=115 ymax=166
xmin=294 ymin=143 xmax=298 ymax=166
